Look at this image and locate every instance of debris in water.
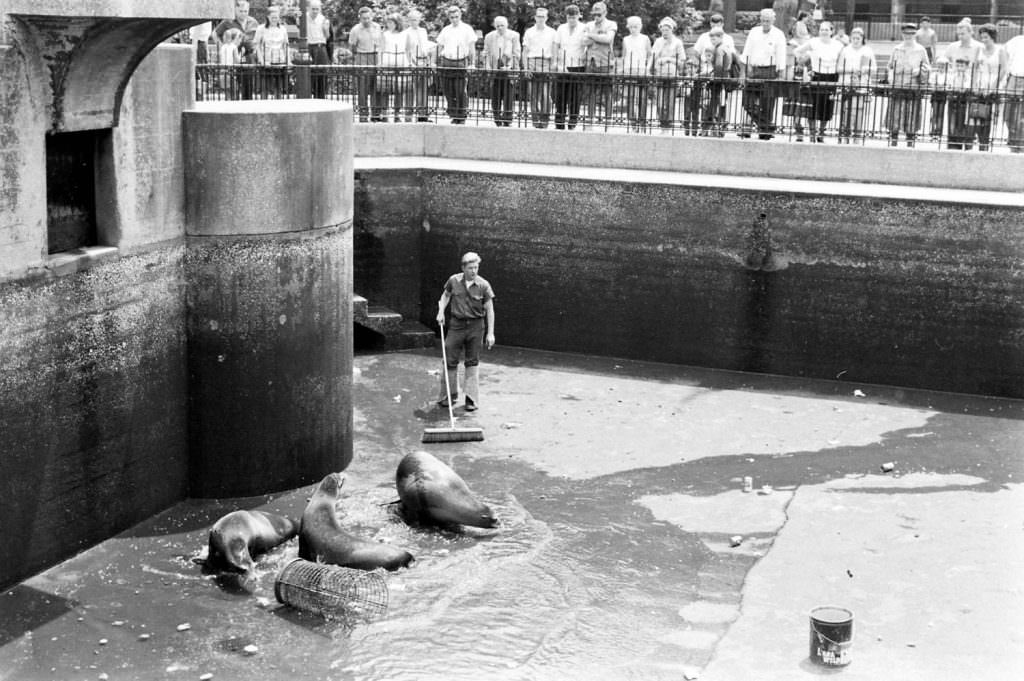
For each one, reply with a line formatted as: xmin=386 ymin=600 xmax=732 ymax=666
xmin=758 ymin=485 xmax=772 ymax=495
xmin=243 ymin=644 xmax=259 ymax=656
xmin=176 ymin=623 xmax=191 ymax=632
xmin=847 ymin=570 xmax=854 ymax=578
xmin=200 ymin=674 xmax=214 ymax=681
xmin=730 ymin=535 xmax=743 ymax=547
xmin=98 ymin=639 xmax=108 ymax=646
xmin=112 ymin=621 xmax=124 ymax=627
xmin=683 ymin=667 xmax=700 ymax=680
xmin=500 ymin=422 xmax=521 ymax=429
xmin=880 ymin=462 xmax=895 ymax=472
xmin=99 ymin=674 xmax=109 ymax=681
xmin=853 ymin=389 xmax=866 ymax=398
xmin=138 ymin=633 xmax=151 ymax=641
xmin=742 ymin=476 xmax=753 ymax=493
xmin=392 ymin=394 xmax=402 ymax=403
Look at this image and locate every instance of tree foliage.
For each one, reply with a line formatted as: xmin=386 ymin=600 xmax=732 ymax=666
xmin=318 ymin=0 xmax=703 ymax=39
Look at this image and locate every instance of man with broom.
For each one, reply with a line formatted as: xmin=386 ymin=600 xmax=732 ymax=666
xmin=435 ymin=252 xmax=496 ymax=413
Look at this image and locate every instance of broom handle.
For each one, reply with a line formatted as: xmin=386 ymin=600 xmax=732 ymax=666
xmin=438 ymin=321 xmax=457 ymax=429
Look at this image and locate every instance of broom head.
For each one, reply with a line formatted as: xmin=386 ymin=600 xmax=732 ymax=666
xmin=421 ymin=426 xmax=485 ymax=443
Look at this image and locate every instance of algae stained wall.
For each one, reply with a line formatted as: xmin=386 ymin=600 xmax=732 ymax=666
xmin=0 ymin=46 xmax=191 ymax=589
xmin=355 ymin=169 xmax=1023 ymax=399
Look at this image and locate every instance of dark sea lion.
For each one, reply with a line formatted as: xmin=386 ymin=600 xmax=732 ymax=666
xmin=206 ymin=510 xmax=299 ymax=573
xmin=396 ymin=451 xmax=498 ymax=529
xmin=299 ymin=473 xmax=414 ymax=571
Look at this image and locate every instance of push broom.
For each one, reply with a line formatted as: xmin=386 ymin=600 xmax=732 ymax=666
xmin=422 ymin=321 xmax=484 ymax=443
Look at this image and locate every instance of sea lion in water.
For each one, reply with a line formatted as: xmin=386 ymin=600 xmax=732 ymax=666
xmin=206 ymin=510 xmax=299 ymax=573
xmin=396 ymin=451 xmax=498 ymax=529
xmin=299 ymin=473 xmax=414 ymax=571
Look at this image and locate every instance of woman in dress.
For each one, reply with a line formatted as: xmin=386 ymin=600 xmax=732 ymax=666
xmin=835 ymin=27 xmax=875 ymax=144
xmin=650 ymin=17 xmax=685 ymax=132
xmin=255 ymin=5 xmax=291 ymax=97
xmin=969 ymin=24 xmax=1006 ymax=151
xmin=794 ymin=20 xmax=843 ymax=142
xmin=379 ymin=14 xmax=409 ymax=122
xmin=699 ymin=26 xmax=734 ymax=136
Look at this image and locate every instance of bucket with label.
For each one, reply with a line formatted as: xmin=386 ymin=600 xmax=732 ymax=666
xmin=809 ymin=606 xmax=853 ymax=666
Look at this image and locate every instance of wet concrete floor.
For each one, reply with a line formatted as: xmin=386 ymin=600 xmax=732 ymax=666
xmin=1 ymin=347 xmax=1022 ymax=680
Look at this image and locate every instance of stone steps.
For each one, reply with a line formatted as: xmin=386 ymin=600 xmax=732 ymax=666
xmin=353 ymin=294 xmax=436 ymax=351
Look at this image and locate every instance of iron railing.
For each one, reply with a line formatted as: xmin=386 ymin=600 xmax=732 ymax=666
xmin=195 ymin=63 xmax=1024 ymax=151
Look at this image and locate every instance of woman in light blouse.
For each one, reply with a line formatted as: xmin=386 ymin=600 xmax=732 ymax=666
xmin=835 ymin=27 xmax=875 ymax=144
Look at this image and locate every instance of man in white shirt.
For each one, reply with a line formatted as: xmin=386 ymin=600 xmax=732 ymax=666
xmin=483 ymin=16 xmax=520 ymax=126
xmin=1001 ymin=34 xmax=1024 ymax=152
xmin=306 ymin=0 xmax=332 ymax=97
xmin=436 ymin=5 xmax=478 ymax=123
xmin=522 ymin=7 xmax=558 ymax=128
xmin=553 ymin=5 xmax=587 ymax=129
xmin=740 ymin=8 xmax=787 ymax=139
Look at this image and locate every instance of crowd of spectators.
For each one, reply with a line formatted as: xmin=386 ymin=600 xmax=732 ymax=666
xmin=189 ymin=1 xmax=1024 ymax=152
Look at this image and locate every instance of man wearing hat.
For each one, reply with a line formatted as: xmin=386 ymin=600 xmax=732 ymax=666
xmin=885 ymin=22 xmax=930 ymax=147
xmin=553 ymin=5 xmax=588 ymax=129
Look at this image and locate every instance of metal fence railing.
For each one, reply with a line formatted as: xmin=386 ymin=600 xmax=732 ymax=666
xmin=196 ymin=64 xmax=1024 ymax=152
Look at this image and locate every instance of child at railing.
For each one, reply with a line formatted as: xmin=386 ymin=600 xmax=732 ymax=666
xmin=219 ymin=28 xmax=243 ymax=96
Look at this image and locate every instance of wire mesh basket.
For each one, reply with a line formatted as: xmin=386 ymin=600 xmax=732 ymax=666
xmin=274 ymin=558 xmax=389 ymax=621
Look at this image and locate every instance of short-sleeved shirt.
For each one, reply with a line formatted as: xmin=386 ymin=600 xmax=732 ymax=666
xmin=445 ymin=274 xmax=495 ymax=320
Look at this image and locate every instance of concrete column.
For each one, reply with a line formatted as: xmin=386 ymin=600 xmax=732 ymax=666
xmin=183 ymin=100 xmax=353 ymax=498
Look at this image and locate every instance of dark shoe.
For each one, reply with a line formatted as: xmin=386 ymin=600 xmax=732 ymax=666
xmin=464 ymin=398 xmax=477 ymax=412
xmin=437 ymin=394 xmax=457 ymax=408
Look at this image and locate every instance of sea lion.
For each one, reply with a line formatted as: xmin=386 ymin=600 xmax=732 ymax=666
xmin=206 ymin=510 xmax=299 ymax=573
xmin=299 ymin=473 xmax=414 ymax=571
xmin=396 ymin=451 xmax=498 ymax=529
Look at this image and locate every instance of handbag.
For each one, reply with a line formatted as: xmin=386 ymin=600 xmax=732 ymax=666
xmin=968 ymin=101 xmax=992 ymax=120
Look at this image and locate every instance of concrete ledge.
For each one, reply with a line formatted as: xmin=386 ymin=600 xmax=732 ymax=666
xmin=355 ymin=156 xmax=1024 ymax=208
xmin=353 ymin=123 xmax=1024 ymax=194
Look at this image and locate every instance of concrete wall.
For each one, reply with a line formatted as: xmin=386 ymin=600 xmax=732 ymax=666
xmin=0 ymin=45 xmax=192 ymax=587
xmin=354 ymin=163 xmax=1024 ymax=399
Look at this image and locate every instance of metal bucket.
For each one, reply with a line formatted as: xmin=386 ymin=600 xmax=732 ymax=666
xmin=809 ymin=606 xmax=853 ymax=667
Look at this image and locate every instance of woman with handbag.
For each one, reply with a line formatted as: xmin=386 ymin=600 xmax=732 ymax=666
xmin=969 ymin=24 xmax=1007 ymax=151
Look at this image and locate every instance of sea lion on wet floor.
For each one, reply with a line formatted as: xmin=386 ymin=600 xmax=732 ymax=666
xmin=299 ymin=473 xmax=414 ymax=571
xmin=396 ymin=451 xmax=498 ymax=529
xmin=206 ymin=510 xmax=299 ymax=573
